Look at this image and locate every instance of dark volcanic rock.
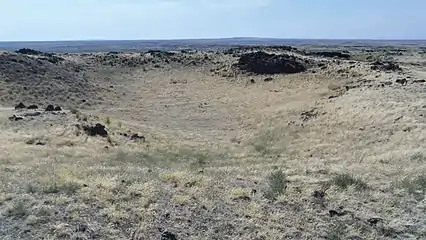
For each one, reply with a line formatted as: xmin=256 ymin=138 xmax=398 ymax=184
xmin=371 ymin=61 xmax=401 ymax=71
xmin=236 ymin=51 xmax=307 ymax=75
xmin=348 ymin=236 xmax=365 ymax=240
xmin=15 ymin=102 xmax=26 ymax=109
xmin=26 ymin=138 xmax=47 ymax=146
xmin=45 ymin=105 xmax=55 ymax=111
xmin=118 ymin=132 xmax=129 ymax=137
xmin=307 ymin=51 xmax=351 ymax=59
xmin=161 ymin=231 xmax=177 ymax=240
xmin=130 ymin=133 xmax=145 ymax=141
xmin=83 ymin=123 xmax=108 ymax=137
xmin=15 ymin=48 xmax=64 ymax=64
xmin=395 ymin=78 xmax=407 ymax=85
xmin=329 ymin=209 xmax=348 ymax=217
xmin=15 ymin=48 xmax=44 ymax=55
xmin=300 ymin=108 xmax=319 ymax=121
xmin=9 ymin=115 xmax=24 ymax=121
xmin=312 ymin=190 xmax=326 ymax=199
xmin=54 ymin=106 xmax=62 ymax=111
xmin=27 ymin=104 xmax=38 ymax=109
xmin=367 ymin=217 xmax=383 ymax=226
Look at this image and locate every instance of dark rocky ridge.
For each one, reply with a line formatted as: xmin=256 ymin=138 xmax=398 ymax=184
xmin=15 ymin=48 xmax=65 ymax=64
xmin=306 ymin=51 xmax=351 ymax=59
xmin=224 ymin=45 xmax=298 ymax=55
xmin=236 ymin=51 xmax=307 ymax=75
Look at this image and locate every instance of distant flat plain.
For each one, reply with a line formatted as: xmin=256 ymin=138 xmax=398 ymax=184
xmin=1 ymin=38 xmax=426 ymax=53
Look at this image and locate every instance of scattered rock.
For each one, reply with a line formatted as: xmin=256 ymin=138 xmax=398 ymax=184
xmin=413 ymin=79 xmax=426 ymax=83
xmin=317 ymin=62 xmax=326 ymax=68
xmin=312 ymin=190 xmax=326 ymax=199
xmin=82 ymin=123 xmax=108 ymax=137
xmin=367 ymin=217 xmax=383 ymax=226
xmin=236 ymin=51 xmax=307 ymax=75
xmin=27 ymin=105 xmax=38 ymax=109
xmin=15 ymin=102 xmax=26 ymax=109
xmin=393 ymin=116 xmax=403 ymax=123
xmin=329 ymin=208 xmax=348 ymax=217
xmin=348 ymin=236 xmax=365 ymax=240
xmin=232 ymin=196 xmax=251 ymax=202
xmin=328 ymin=95 xmax=339 ymax=99
xmin=184 ymin=181 xmax=196 ymax=188
xmin=45 ymin=105 xmax=55 ymax=111
xmin=395 ymin=78 xmax=407 ymax=85
xmin=161 ymin=231 xmax=177 ymax=240
xmin=300 ymin=108 xmax=320 ymax=121
xmin=54 ymin=106 xmax=62 ymax=111
xmin=402 ymin=126 xmax=412 ymax=132
xmin=264 ymin=77 xmax=274 ymax=82
xmin=9 ymin=115 xmax=24 ymax=121
xmin=345 ymin=84 xmax=360 ymax=91
xmin=130 ymin=133 xmax=145 ymax=142
xmin=249 ymin=79 xmax=255 ymax=84
xmin=371 ymin=61 xmax=401 ymax=71
xmin=26 ymin=138 xmax=47 ymax=146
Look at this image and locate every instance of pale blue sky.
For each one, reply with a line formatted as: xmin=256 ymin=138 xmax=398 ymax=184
xmin=0 ymin=0 xmax=424 ymax=41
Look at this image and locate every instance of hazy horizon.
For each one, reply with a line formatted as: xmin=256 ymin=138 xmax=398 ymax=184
xmin=1 ymin=37 xmax=426 ymax=43
xmin=1 ymin=0 xmax=426 ymax=41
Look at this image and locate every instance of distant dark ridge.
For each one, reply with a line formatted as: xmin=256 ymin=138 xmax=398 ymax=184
xmin=224 ymin=45 xmax=298 ymax=55
xmin=15 ymin=48 xmax=45 ymax=55
xmin=14 ymin=48 xmax=65 ymax=64
xmin=0 ymin=39 xmax=426 ymax=53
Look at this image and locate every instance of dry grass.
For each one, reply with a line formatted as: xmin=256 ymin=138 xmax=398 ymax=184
xmin=0 ymin=47 xmax=426 ymax=239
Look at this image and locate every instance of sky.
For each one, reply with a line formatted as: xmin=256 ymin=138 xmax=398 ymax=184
xmin=0 ymin=0 xmax=425 ymax=41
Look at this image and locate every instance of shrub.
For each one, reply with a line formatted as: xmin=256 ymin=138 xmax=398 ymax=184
xmin=265 ymin=169 xmax=287 ymax=200
xmin=332 ymin=173 xmax=368 ymax=191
